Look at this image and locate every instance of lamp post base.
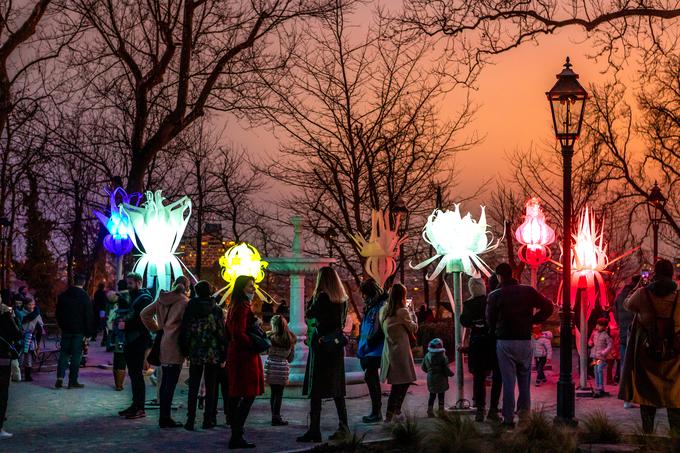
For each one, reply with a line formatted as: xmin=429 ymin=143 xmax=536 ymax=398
xmin=555 ymin=380 xmax=577 ymax=426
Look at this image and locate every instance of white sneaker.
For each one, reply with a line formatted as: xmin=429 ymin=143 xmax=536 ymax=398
xmin=623 ymin=402 xmax=636 ymax=409
xmin=0 ymin=430 xmax=13 ymax=440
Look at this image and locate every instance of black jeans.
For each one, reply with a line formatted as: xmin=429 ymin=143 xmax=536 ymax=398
xmin=0 ymin=366 xmax=10 ymax=430
xmin=124 ymin=338 xmax=147 ymax=410
xmin=641 ymin=405 xmax=680 ymax=434
xmin=159 ymin=364 xmax=181 ymax=420
xmin=535 ymin=357 xmax=547 ymax=382
xmin=212 ymin=366 xmax=229 ymax=423
xmin=229 ymin=396 xmax=255 ymax=437
xmin=428 ymin=392 xmax=445 ymax=409
xmin=364 ymin=363 xmax=382 ymax=416
xmin=386 ymin=383 xmax=410 ymax=417
xmin=270 ymin=384 xmax=284 ymax=418
xmin=187 ymin=363 xmax=218 ymax=423
xmin=310 ymin=395 xmax=348 ymax=432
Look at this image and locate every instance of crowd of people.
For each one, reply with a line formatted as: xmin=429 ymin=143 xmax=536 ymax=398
xmin=0 ymin=258 xmax=679 ymax=444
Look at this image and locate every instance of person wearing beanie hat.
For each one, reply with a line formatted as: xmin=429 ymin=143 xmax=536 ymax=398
xmin=460 ymin=277 xmax=502 ymax=422
xmin=421 ymin=337 xmax=453 ymax=417
xmin=179 ymin=281 xmax=228 ymax=430
xmin=589 ymin=317 xmax=612 ymax=398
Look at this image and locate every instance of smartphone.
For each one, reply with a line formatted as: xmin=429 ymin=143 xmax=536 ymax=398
xmin=406 ymin=298 xmax=413 ymax=308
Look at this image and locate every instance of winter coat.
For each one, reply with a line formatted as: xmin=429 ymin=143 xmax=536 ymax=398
xmin=19 ymin=310 xmax=44 ymax=353
xmin=486 ymin=279 xmax=554 ymax=340
xmin=179 ymin=296 xmax=227 ymax=365
xmin=608 ymin=327 xmax=621 ymax=360
xmin=532 ymin=335 xmax=553 ymax=359
xmin=589 ymin=330 xmax=612 ymax=360
xmin=141 ymin=290 xmax=188 ymax=365
xmin=357 ymin=293 xmax=387 ymax=363
xmin=92 ymin=289 xmax=108 ymax=319
xmin=380 ymin=306 xmax=418 ymax=385
xmin=124 ymin=289 xmax=154 ymax=346
xmin=0 ymin=304 xmax=21 ymax=365
xmin=226 ymin=301 xmax=265 ymax=398
xmin=303 ymin=292 xmax=346 ymax=398
xmin=56 ymin=286 xmax=95 ymax=336
xmin=421 ymin=351 xmax=453 ymax=393
xmin=265 ymin=335 xmax=295 ymax=386
xmin=619 ymin=278 xmax=680 ymax=408
xmin=460 ymin=295 xmax=497 ymax=373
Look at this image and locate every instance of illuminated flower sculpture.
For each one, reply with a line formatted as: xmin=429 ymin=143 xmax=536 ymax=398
xmin=412 ymin=205 xmax=499 ymax=279
xmin=515 ymin=198 xmax=555 ymax=287
xmin=351 ymin=209 xmax=407 ymax=287
xmin=94 ymin=187 xmax=141 ymax=256
xmin=560 ymin=207 xmax=636 ymax=389
xmin=122 ymin=191 xmax=192 ymax=292
xmin=411 ymin=204 xmax=500 ymax=408
xmin=218 ymin=242 xmax=270 ymax=303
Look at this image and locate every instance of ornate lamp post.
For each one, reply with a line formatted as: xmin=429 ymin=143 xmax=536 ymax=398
xmin=392 ymin=197 xmax=409 ymax=283
xmin=515 ymin=198 xmax=555 ymax=288
xmin=546 ymin=57 xmax=588 ymax=425
xmin=647 ymin=182 xmax=666 ymax=262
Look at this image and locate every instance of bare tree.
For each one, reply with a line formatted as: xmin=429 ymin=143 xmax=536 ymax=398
xmin=254 ymin=8 xmax=479 ymax=289
xmin=67 ymin=0 xmax=344 ymax=193
xmin=396 ymin=0 xmax=680 ymax=82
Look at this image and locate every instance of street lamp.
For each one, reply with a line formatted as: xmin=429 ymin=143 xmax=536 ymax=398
xmin=547 ymin=57 xmax=588 ymax=425
xmin=392 ymin=197 xmax=409 ymax=283
xmin=0 ymin=216 xmax=9 ymax=291
xmin=323 ymin=226 xmax=338 ymax=258
xmin=647 ymin=182 xmax=666 ymax=262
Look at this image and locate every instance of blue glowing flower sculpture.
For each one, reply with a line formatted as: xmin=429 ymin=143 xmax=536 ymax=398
xmin=411 ymin=205 xmax=500 ymax=279
xmin=122 ymin=190 xmax=192 ymax=291
xmin=94 ymin=187 xmax=142 ymax=256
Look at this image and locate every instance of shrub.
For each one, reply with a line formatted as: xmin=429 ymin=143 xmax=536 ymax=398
xmin=428 ymin=411 xmax=485 ymax=453
xmin=418 ymin=319 xmax=455 ymax=361
xmin=391 ymin=413 xmax=423 ymax=448
xmin=498 ymin=409 xmax=577 ymax=453
xmin=581 ymin=410 xmax=622 ymax=444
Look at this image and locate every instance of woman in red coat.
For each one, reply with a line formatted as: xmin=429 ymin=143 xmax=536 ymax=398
xmin=226 ymin=275 xmax=264 ymax=449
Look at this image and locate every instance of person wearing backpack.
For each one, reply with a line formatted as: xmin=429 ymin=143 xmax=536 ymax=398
xmin=179 ymin=280 xmax=227 ymax=431
xmin=619 ymin=259 xmax=680 ymax=434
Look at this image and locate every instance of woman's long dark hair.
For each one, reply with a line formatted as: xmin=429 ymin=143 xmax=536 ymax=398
xmin=231 ymin=275 xmax=255 ymax=308
xmin=381 ymin=283 xmax=406 ymax=322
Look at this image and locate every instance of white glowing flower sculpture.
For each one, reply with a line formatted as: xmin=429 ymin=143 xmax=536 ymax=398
xmin=412 ymin=205 xmax=500 ymax=279
xmin=218 ymin=242 xmax=270 ymax=303
xmin=351 ymin=209 xmax=407 ymax=287
xmin=122 ymin=190 xmax=192 ymax=291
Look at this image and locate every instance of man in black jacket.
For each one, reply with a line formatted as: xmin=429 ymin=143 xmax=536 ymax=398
xmin=55 ymin=274 xmax=94 ymax=389
xmin=486 ymin=263 xmax=554 ymax=427
xmin=0 ymin=300 xmax=21 ymax=439
xmin=117 ymin=272 xmax=153 ymax=420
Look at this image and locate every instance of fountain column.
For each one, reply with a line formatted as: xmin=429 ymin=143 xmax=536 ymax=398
xmin=288 ymin=216 xmax=309 ymax=384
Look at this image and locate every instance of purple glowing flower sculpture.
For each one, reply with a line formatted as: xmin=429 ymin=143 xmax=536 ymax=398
xmin=94 ymin=187 xmax=142 ymax=256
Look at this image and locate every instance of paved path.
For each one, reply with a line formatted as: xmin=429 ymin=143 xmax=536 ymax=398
xmin=3 ymin=345 xmax=668 ymax=452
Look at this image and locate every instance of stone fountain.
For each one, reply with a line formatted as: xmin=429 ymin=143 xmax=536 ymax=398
xmin=266 ymin=216 xmax=366 ymax=397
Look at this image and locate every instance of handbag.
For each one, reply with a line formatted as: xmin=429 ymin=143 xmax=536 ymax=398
xmin=147 ymin=307 xmax=170 ymax=367
xmin=248 ymin=324 xmax=271 ymax=353
xmin=318 ymin=330 xmax=348 ymax=354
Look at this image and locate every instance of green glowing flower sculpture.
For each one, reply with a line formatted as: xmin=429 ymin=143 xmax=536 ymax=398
xmin=412 ymin=204 xmax=499 ymax=279
xmin=122 ymin=190 xmax=192 ymax=292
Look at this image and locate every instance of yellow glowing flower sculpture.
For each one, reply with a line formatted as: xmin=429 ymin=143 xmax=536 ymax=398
xmin=352 ymin=209 xmax=407 ymax=287
xmin=218 ymin=242 xmax=269 ymax=303
xmin=123 ymin=190 xmax=192 ymax=292
xmin=412 ymin=205 xmax=500 ymax=279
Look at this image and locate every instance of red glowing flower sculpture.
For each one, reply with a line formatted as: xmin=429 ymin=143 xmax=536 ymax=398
xmin=515 ymin=198 xmax=555 ymax=267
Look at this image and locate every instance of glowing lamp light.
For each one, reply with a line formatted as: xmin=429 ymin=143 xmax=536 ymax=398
xmin=515 ymin=198 xmax=555 ymax=267
xmin=351 ymin=209 xmax=407 ymax=287
xmin=412 ymin=204 xmax=499 ymax=279
xmin=94 ymin=187 xmax=141 ymax=256
xmin=218 ymin=242 xmax=270 ymax=303
xmin=122 ymin=190 xmax=192 ymax=291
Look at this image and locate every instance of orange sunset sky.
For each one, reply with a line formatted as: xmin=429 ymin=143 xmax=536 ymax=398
xmin=224 ymin=8 xmax=645 ymax=207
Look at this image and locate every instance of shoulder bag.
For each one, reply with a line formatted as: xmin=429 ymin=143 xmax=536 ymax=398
xmin=147 ymin=307 xmax=170 ymax=367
